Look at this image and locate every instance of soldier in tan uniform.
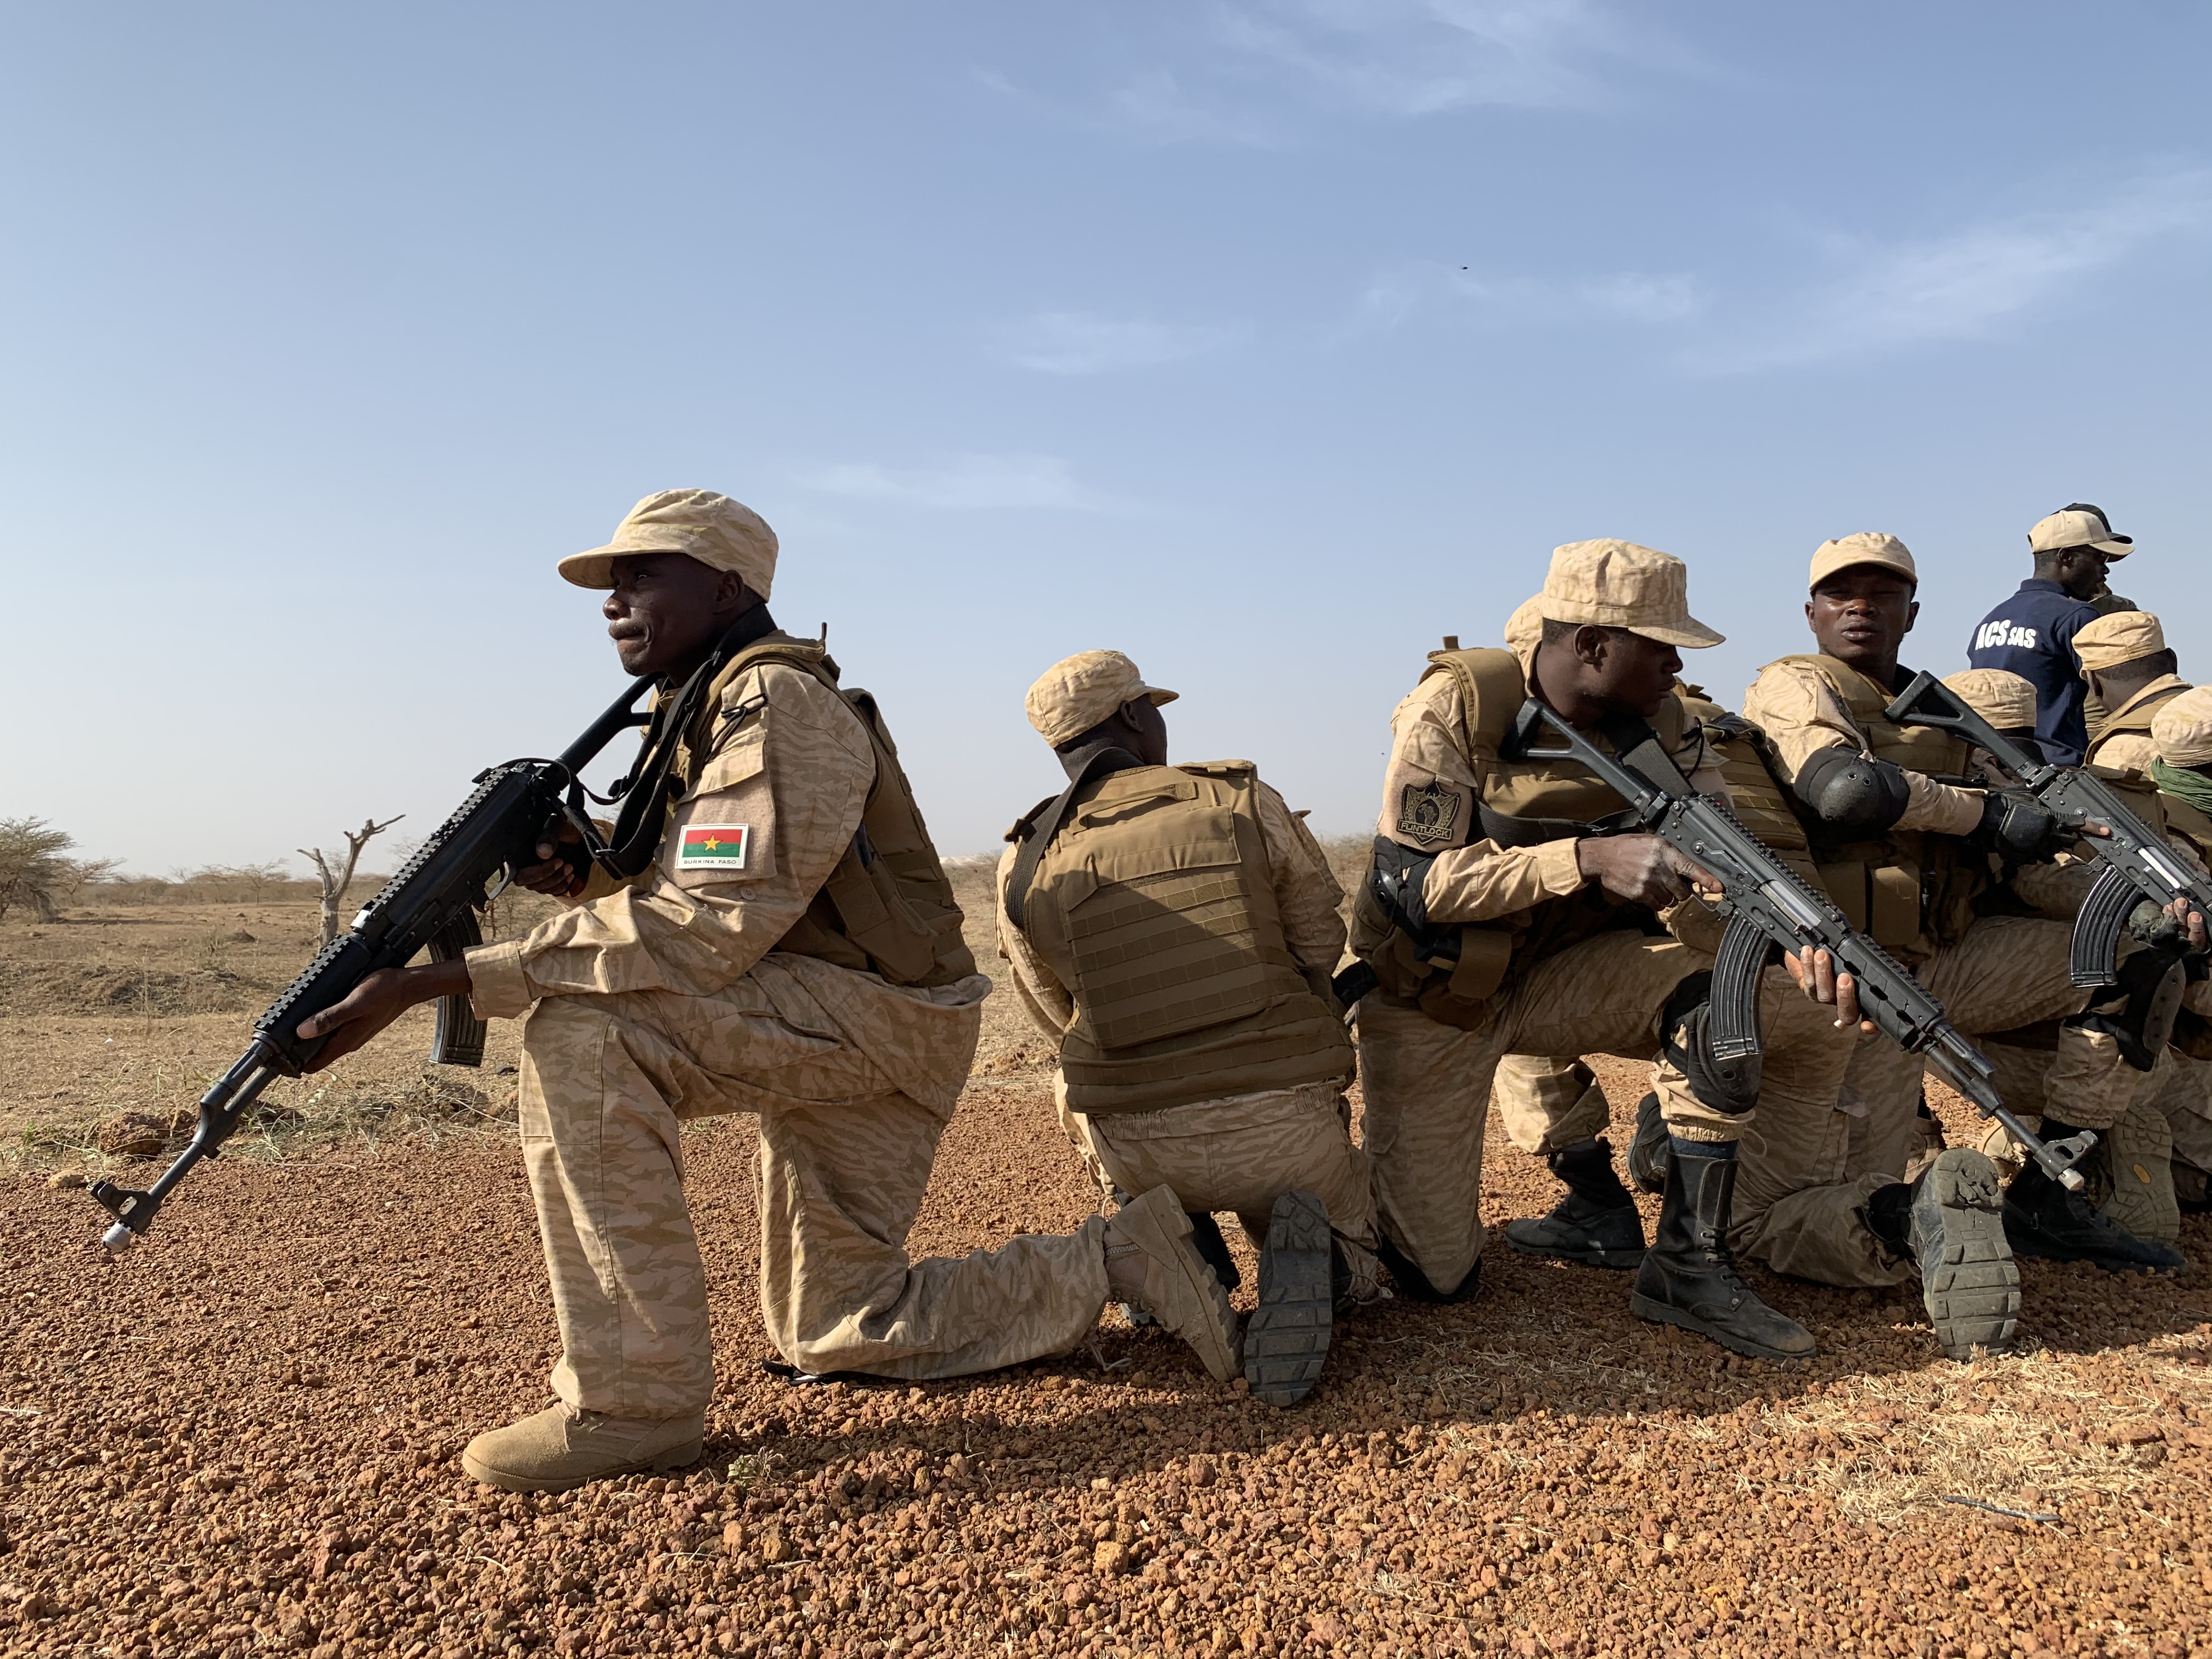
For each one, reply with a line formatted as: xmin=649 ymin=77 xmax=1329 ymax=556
xmin=1735 ymin=533 xmax=2183 ymax=1338
xmin=297 ymin=491 xmax=1240 ymax=1491
xmin=2078 ymin=610 xmax=2188 ymax=774
xmin=994 ymin=651 xmax=1383 ymax=1407
xmin=2149 ymin=689 xmax=2212 ymax=1210
xmin=1346 ymin=540 xmax=1864 ymax=1362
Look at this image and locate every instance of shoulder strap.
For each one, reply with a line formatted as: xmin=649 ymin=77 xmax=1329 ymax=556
xmin=1002 ymin=747 xmax=1147 ymax=931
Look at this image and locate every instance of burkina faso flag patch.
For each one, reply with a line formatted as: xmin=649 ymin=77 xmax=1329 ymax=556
xmin=676 ymin=824 xmax=749 ymax=871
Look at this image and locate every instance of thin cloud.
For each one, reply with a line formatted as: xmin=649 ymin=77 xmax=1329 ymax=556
xmin=792 ymin=454 xmax=1115 ymax=512
xmin=1108 ymin=68 xmax=1278 ymax=146
xmin=1353 ymin=261 xmax=1702 ymax=332
xmin=1217 ymin=0 xmax=1694 ymax=118
xmin=1699 ymin=168 xmax=2212 ymax=372
xmin=991 ymin=309 xmax=1249 ymax=375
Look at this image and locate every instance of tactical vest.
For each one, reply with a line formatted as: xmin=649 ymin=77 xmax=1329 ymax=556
xmin=1347 ymin=648 xmax=1714 ymax=1029
xmin=668 ymin=634 xmax=977 ymax=989
xmin=2085 ymin=678 xmax=2192 ymax=771
xmin=1768 ymin=654 xmax=1981 ymax=961
xmin=1011 ymin=761 xmax=1352 ymax=1115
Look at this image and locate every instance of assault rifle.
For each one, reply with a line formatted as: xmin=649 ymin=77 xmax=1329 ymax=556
xmin=1502 ymin=699 xmax=2090 ymax=1189
xmin=1885 ymin=670 xmax=2212 ymax=989
xmin=87 ymin=678 xmax=654 ymax=1254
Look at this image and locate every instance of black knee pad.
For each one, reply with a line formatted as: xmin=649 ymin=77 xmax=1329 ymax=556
xmin=2075 ymin=945 xmax=2191 ymax=1071
xmin=1660 ymin=970 xmax=1761 ymax=1116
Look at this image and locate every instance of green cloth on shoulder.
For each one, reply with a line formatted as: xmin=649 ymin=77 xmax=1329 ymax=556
xmin=2150 ymin=758 xmax=2212 ymax=817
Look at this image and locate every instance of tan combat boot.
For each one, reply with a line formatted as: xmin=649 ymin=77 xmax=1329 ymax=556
xmin=1105 ymin=1185 xmax=1243 ymax=1381
xmin=461 ymin=1403 xmax=706 ymax=1493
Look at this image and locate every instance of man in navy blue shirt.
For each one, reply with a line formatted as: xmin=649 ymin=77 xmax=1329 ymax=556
xmin=1966 ymin=504 xmax=2137 ymax=764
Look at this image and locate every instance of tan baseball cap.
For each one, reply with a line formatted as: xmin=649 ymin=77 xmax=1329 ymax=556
xmin=2027 ymin=504 xmax=2131 ymax=559
xmin=1809 ymin=532 xmax=1917 ymax=594
xmin=1942 ymin=668 xmax=2038 ymax=733
xmin=1536 ymin=540 xmax=1722 ymax=650
xmin=558 ymin=488 xmax=780 ymax=596
xmin=2153 ymin=686 xmax=2212 ymax=768
xmin=1503 ymin=595 xmax=1544 ymax=662
xmin=1025 ymin=650 xmax=1178 ymax=747
xmin=2074 ymin=608 xmax=2165 ymax=672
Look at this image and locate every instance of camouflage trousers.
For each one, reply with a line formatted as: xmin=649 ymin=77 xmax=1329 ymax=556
xmin=1731 ymin=915 xmax=2146 ymax=1288
xmin=516 ymin=966 xmax=1107 ymax=1418
xmin=1357 ymin=930 xmax=1858 ymax=1297
xmin=1489 ymin=1054 xmax=1611 ymax=1156
xmin=1062 ymin=1079 xmax=1386 ymax=1304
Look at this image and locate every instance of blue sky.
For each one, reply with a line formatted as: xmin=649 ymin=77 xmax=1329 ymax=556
xmin=4 ymin=2 xmax=2209 ymax=873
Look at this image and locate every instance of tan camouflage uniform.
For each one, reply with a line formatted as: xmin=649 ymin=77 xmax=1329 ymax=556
xmin=997 ymin=780 xmax=1385 ymax=1301
xmin=1728 ymin=660 xmax=2145 ymax=1286
xmin=468 ymin=659 xmax=1108 ymax=1417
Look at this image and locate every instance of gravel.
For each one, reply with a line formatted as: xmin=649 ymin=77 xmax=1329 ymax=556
xmin=3 ymin=1057 xmax=2208 ymax=1659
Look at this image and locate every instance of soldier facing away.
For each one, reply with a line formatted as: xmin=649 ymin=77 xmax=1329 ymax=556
xmin=995 ymin=651 xmax=1387 ymax=1407
xmin=1967 ymin=504 xmax=2138 ymax=766
xmin=1345 ymin=540 xmax=1861 ymax=1361
xmin=2076 ymin=610 xmax=2187 ymax=774
xmin=294 ymin=490 xmax=1239 ymax=1492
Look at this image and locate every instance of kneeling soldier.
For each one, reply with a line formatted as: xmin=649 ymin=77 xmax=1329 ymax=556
xmin=300 ymin=492 xmax=1240 ymax=1491
xmin=1347 ymin=541 xmax=1859 ymax=1361
xmin=1735 ymin=533 xmax=2179 ymax=1357
xmin=996 ymin=651 xmax=1384 ymax=1407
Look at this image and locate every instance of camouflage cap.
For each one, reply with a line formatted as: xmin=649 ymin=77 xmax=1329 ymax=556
xmin=2073 ymin=608 xmax=2165 ymax=672
xmin=1942 ymin=668 xmax=2038 ymax=733
xmin=1537 ymin=540 xmax=1722 ymax=650
xmin=1025 ymin=650 xmax=1178 ymax=747
xmin=1809 ymin=532 xmax=1917 ymax=594
xmin=1503 ymin=595 xmax=1544 ymax=663
xmin=2152 ymin=685 xmax=2212 ymax=769
xmin=2028 ymin=504 xmax=2132 ymax=560
xmin=558 ymin=489 xmax=779 ymax=597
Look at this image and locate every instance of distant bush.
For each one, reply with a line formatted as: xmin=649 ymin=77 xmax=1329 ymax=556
xmin=0 ymin=817 xmax=120 ymax=923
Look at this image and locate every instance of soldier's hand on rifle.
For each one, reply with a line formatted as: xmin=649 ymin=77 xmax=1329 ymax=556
xmin=2168 ymin=895 xmax=2209 ymax=953
xmin=1576 ymin=835 xmax=1712 ymax=910
xmin=516 ymin=815 xmax=589 ymax=898
xmin=295 ymin=961 xmax=472 ymax=1069
xmin=1781 ymin=947 xmax=1875 ymax=1034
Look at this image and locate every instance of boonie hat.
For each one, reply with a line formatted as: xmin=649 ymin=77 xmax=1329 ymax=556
xmin=1025 ymin=650 xmax=1178 ymax=748
xmin=1809 ymin=532 xmax=1917 ymax=594
xmin=2028 ymin=503 xmax=2132 ymax=560
xmin=2152 ymin=686 xmax=2212 ymax=769
xmin=1536 ymin=540 xmax=1722 ymax=650
xmin=1942 ymin=669 xmax=2038 ymax=733
xmin=2074 ymin=609 xmax=2166 ymax=673
xmin=1503 ymin=595 xmax=1544 ymax=661
xmin=559 ymin=489 xmax=780 ymax=596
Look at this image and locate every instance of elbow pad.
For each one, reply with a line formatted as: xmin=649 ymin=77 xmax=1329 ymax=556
xmin=1971 ymin=790 xmax=2064 ymax=864
xmin=1793 ymin=747 xmax=1911 ymax=832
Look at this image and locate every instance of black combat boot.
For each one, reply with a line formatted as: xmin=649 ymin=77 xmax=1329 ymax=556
xmin=1865 ymin=1149 xmax=2020 ymax=1361
xmin=1626 ymin=1092 xmax=1670 ymax=1195
xmin=1630 ymin=1141 xmax=1815 ymax=1362
xmin=1244 ymin=1192 xmax=1333 ymax=1408
xmin=1374 ymin=1234 xmax=1482 ymax=1304
xmin=2002 ymin=1120 xmax=2186 ymax=1271
xmin=1504 ymin=1138 xmax=1646 ymax=1268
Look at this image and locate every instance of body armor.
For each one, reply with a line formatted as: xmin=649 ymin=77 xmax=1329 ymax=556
xmin=1010 ymin=760 xmax=1351 ymax=1115
xmin=1768 ymin=653 xmax=1982 ymax=962
xmin=672 ymin=634 xmax=976 ymax=989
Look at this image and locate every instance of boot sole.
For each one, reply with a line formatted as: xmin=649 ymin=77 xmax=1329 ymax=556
xmin=1913 ymin=1152 xmax=2020 ymax=1361
xmin=1504 ymin=1233 xmax=1645 ymax=1270
xmin=1245 ymin=1192 xmax=1332 ymax=1408
xmin=2002 ymin=1205 xmax=2187 ymax=1272
xmin=461 ymin=1435 xmax=704 ymax=1494
xmin=1628 ymin=1293 xmax=1814 ymax=1363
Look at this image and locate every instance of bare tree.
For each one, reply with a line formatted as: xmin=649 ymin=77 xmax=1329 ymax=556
xmin=298 ymin=816 xmax=404 ymax=948
xmin=0 ymin=817 xmax=119 ymax=924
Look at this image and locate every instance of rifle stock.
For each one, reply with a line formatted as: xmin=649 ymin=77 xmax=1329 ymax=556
xmin=1504 ymin=698 xmax=2090 ymax=1189
xmin=86 ymin=678 xmax=654 ymax=1254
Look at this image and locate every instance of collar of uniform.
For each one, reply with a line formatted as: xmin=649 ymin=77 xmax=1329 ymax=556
xmin=2109 ymin=674 xmax=2191 ymax=724
xmin=2018 ymin=578 xmax=2068 ymax=596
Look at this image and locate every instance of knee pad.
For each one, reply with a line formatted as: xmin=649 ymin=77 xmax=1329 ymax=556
xmin=1661 ymin=971 xmax=1762 ymax=1116
xmin=2075 ymin=945 xmax=2191 ymax=1071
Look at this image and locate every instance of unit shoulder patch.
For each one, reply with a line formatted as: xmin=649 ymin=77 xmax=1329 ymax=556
xmin=1396 ymin=780 xmax=1464 ymax=847
xmin=676 ymin=824 xmax=751 ymax=870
